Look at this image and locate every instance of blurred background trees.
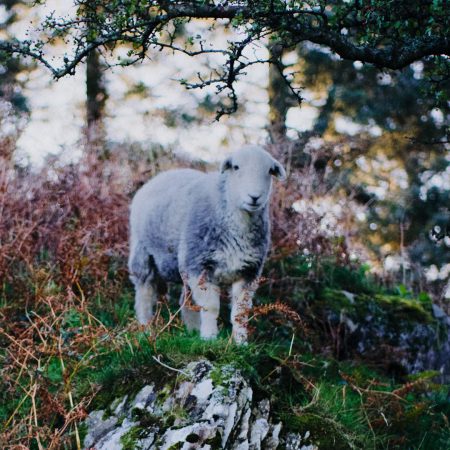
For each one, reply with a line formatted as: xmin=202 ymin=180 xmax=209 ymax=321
xmin=0 ymin=0 xmax=449 ymax=294
xmin=269 ymin=41 xmax=449 ymax=292
xmin=0 ymin=0 xmax=31 ymax=161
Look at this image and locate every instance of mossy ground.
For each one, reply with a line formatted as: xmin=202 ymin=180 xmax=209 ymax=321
xmin=70 ymin=327 xmax=450 ymax=449
xmin=1 ymin=255 xmax=449 ymax=449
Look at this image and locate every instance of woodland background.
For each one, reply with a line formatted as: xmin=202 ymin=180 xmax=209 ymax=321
xmin=0 ymin=1 xmax=449 ymax=449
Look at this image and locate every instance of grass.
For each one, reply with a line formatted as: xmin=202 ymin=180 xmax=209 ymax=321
xmin=72 ymin=326 xmax=450 ymax=449
xmin=0 ymin=154 xmax=448 ymax=448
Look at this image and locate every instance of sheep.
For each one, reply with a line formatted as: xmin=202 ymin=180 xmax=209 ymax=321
xmin=128 ymin=145 xmax=286 ymax=343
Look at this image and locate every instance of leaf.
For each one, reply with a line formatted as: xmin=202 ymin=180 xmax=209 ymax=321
xmin=418 ymin=292 xmax=431 ymax=303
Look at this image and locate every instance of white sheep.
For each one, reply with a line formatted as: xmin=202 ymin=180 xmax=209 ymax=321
xmin=128 ymin=145 xmax=286 ymax=343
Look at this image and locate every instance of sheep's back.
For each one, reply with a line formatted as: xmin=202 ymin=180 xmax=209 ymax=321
xmin=130 ymin=169 xmax=215 ymax=280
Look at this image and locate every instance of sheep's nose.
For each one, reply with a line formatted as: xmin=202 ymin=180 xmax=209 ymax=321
xmin=249 ymin=194 xmax=261 ymax=204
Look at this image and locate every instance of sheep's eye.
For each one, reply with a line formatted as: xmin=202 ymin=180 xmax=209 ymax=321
xmin=233 ymin=165 xmax=239 ymax=171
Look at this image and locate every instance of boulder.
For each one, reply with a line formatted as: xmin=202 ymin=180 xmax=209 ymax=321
xmin=82 ymin=360 xmax=316 ymax=450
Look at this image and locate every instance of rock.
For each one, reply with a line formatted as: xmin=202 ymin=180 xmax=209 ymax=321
xmin=314 ymin=289 xmax=450 ymax=380
xmin=83 ymin=410 xmax=118 ymax=448
xmin=285 ymin=432 xmax=318 ymax=450
xmin=94 ymin=418 xmax=137 ymax=450
xmin=82 ymin=360 xmax=297 ymax=450
xmin=132 ymin=385 xmax=154 ymax=411
xmin=432 ymin=304 xmax=446 ymax=319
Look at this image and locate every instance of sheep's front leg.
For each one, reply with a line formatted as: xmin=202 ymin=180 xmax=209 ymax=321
xmin=231 ymin=280 xmax=255 ymax=344
xmin=189 ymin=276 xmax=220 ymax=339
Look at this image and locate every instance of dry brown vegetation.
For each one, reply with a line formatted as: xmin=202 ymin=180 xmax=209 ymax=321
xmin=0 ymin=146 xmax=177 ymax=447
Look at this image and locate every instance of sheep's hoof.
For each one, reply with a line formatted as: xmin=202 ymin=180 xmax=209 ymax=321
xmin=232 ymin=333 xmax=248 ymax=345
xmin=136 ymin=314 xmax=154 ymax=326
xmin=200 ymin=333 xmax=218 ymax=341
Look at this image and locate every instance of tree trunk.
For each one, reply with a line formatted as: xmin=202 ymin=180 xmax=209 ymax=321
xmin=85 ymin=49 xmax=107 ymax=157
xmin=268 ymin=43 xmax=290 ymax=144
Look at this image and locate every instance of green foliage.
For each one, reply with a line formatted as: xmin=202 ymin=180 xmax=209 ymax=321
xmin=265 ymin=254 xmax=379 ymax=297
xmin=120 ymin=425 xmax=144 ymax=450
xmin=82 ymin=331 xmax=282 ymax=412
xmin=2 ymin=0 xmax=448 ymax=122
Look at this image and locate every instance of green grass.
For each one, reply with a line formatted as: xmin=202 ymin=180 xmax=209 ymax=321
xmin=75 ymin=330 xmax=283 ymax=410
xmin=64 ymin=325 xmax=449 ymax=450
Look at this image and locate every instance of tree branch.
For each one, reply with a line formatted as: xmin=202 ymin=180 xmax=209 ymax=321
xmin=1 ymin=1 xmax=448 ymax=118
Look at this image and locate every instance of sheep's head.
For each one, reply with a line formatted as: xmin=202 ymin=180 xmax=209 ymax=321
xmin=220 ymin=145 xmax=286 ymax=213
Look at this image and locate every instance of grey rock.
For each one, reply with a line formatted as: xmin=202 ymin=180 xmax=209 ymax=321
xmin=284 ymin=432 xmax=318 ymax=450
xmin=83 ymin=410 xmax=118 ymax=448
xmin=94 ymin=418 xmax=137 ymax=450
xmin=432 ymin=304 xmax=446 ymax=319
xmin=132 ymin=385 xmax=156 ymax=413
xmin=82 ymin=360 xmax=312 ymax=450
xmin=112 ymin=395 xmax=128 ymax=417
xmin=326 ymin=291 xmax=450 ymax=380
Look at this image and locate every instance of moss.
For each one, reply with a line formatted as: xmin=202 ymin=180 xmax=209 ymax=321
xmin=88 ymin=361 xmax=172 ymax=413
xmin=372 ymin=294 xmax=433 ymax=324
xmin=321 ymin=289 xmax=355 ymax=310
xmin=101 ymin=395 xmax=127 ymax=420
xmin=316 ymin=288 xmax=435 ymax=345
xmin=209 ymin=365 xmax=234 ymax=396
xmin=163 ymin=405 xmax=188 ymax=428
xmin=131 ymin=408 xmax=162 ymax=428
xmin=319 ymin=288 xmax=433 ymax=324
xmin=281 ymin=413 xmax=353 ymax=450
xmin=120 ymin=425 xmax=143 ymax=450
xmin=185 ymin=432 xmax=200 ymax=443
xmin=205 ymin=430 xmax=222 ymax=447
xmin=166 ymin=443 xmax=183 ymax=450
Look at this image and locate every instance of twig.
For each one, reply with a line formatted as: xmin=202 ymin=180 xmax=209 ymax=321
xmin=3 ymin=385 xmax=35 ymax=431
xmin=58 ymin=336 xmax=81 ymax=450
xmin=152 ymin=355 xmax=189 ymax=377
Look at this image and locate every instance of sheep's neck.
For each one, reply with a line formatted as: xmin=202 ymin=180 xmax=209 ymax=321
xmin=222 ymin=205 xmax=268 ymax=234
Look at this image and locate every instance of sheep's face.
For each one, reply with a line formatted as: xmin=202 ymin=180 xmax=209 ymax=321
xmin=220 ymin=146 xmax=286 ymax=213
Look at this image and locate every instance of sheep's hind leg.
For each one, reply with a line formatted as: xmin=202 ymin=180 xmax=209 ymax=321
xmin=230 ymin=280 xmax=255 ymax=344
xmin=128 ymin=244 xmax=158 ymax=325
xmin=134 ymin=281 xmax=157 ymax=325
xmin=188 ymin=275 xmax=220 ymax=339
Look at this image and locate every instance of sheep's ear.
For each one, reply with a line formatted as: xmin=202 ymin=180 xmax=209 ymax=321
xmin=269 ymin=159 xmax=286 ymax=181
xmin=220 ymin=157 xmax=232 ymax=173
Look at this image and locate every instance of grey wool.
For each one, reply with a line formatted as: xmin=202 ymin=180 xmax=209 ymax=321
xmin=128 ymin=145 xmax=286 ymax=343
